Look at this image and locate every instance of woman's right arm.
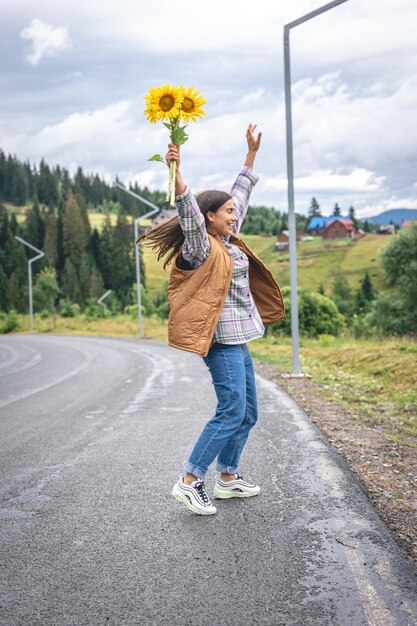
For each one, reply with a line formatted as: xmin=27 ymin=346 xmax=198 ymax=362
xmin=166 ymin=144 xmax=210 ymax=268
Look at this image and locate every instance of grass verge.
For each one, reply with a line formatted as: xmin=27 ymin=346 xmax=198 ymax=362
xmin=249 ymin=335 xmax=417 ymax=446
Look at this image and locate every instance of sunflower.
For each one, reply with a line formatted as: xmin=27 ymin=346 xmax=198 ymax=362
xmin=144 ymin=84 xmax=184 ymax=123
xmin=179 ymin=86 xmax=206 ymax=122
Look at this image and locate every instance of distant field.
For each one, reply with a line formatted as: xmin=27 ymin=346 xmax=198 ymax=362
xmin=7 ymin=207 xmax=147 ymax=231
xmin=141 ymin=233 xmax=389 ymax=297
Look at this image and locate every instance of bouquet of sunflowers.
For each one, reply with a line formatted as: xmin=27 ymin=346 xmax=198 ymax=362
xmin=144 ymin=84 xmax=206 ymax=206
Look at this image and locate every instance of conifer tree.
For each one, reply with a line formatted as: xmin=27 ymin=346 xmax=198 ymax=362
xmin=332 ymin=203 xmax=341 ymax=216
xmin=0 ymin=266 xmax=10 ymax=311
xmin=44 ymin=208 xmax=58 ymax=269
xmin=56 ymin=197 xmax=65 ymax=275
xmin=0 ymin=151 xmax=6 ymax=200
xmin=348 ymin=205 xmax=358 ymax=229
xmin=61 ymin=192 xmax=90 ymax=305
xmin=331 ymin=271 xmax=353 ymax=317
xmin=25 ymin=199 xmax=45 ymax=251
xmin=0 ymin=205 xmax=29 ymax=312
xmin=97 ymin=214 xmax=114 ymax=289
xmin=63 ymin=192 xmax=87 ymax=261
xmin=110 ymin=210 xmax=137 ymax=309
xmin=354 ymin=272 xmax=375 ymax=315
xmin=12 ymin=165 xmax=28 ymax=206
xmin=89 ymin=228 xmax=101 ymax=268
xmin=308 ymin=197 xmax=321 ymax=216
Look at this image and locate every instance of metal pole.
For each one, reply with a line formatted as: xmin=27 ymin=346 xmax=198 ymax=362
xmin=284 ymin=26 xmax=301 ymax=376
xmin=114 ymin=182 xmax=160 ymax=338
xmin=283 ymin=0 xmax=349 ymax=376
xmin=14 ymin=236 xmax=45 ymax=333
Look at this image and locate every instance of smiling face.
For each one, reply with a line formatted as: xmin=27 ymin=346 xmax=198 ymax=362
xmin=206 ymin=199 xmax=238 ymax=237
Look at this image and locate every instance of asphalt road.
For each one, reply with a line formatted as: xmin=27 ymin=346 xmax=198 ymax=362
xmin=0 ymin=334 xmax=416 ymax=626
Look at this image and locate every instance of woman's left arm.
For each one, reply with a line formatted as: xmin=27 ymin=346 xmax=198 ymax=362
xmin=231 ymin=124 xmax=262 ymax=234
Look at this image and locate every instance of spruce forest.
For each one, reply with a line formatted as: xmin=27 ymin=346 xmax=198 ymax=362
xmin=0 ymin=149 xmax=169 ymax=315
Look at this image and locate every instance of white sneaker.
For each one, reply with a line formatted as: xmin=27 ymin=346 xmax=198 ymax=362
xmin=213 ymin=475 xmax=260 ymax=499
xmin=172 ymin=479 xmax=217 ymax=515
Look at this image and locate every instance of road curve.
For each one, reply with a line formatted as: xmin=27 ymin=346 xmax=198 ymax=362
xmin=0 ymin=334 xmax=416 ymax=626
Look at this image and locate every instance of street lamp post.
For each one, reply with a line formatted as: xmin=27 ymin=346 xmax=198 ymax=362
xmin=114 ymin=183 xmax=160 ymax=337
xmin=284 ymin=0 xmax=349 ymax=376
xmin=14 ymin=236 xmax=45 ymax=333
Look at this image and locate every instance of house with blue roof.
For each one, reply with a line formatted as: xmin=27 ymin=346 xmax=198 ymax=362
xmin=307 ymin=215 xmax=351 ymax=235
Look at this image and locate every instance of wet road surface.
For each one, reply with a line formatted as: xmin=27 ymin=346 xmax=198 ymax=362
xmin=1 ymin=334 xmax=416 ymax=625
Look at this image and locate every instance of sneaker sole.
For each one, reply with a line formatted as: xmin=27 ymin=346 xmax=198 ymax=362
xmin=214 ymin=490 xmax=260 ymax=499
xmin=172 ymin=485 xmax=217 ymax=515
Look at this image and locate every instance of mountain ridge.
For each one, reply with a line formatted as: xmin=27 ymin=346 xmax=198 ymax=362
xmin=364 ymin=208 xmax=417 ymax=226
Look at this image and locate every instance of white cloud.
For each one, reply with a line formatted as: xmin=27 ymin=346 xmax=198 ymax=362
xmin=264 ymin=169 xmax=385 ymax=194
xmin=1 ymin=1 xmax=416 ymax=215
xmin=239 ymin=89 xmax=267 ymax=108
xmin=20 ymin=18 xmax=72 ymax=66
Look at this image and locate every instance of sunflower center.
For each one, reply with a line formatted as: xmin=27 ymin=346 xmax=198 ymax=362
xmin=181 ymin=97 xmax=195 ymax=112
xmin=159 ymin=94 xmax=175 ymax=111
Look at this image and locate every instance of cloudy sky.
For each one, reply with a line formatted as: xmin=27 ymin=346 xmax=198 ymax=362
xmin=1 ymin=0 xmax=416 ymax=217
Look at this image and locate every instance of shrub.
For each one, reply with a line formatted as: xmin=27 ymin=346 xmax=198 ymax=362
xmin=270 ymin=287 xmax=344 ymax=337
xmin=60 ymin=299 xmax=80 ymax=317
xmin=368 ymin=293 xmax=412 ymax=336
xmin=0 ymin=309 xmax=20 ymax=333
xmin=83 ymin=299 xmax=106 ymax=321
xmin=156 ymin=301 xmax=169 ymax=319
xmin=379 ymin=225 xmax=417 ymax=333
xmin=351 ymin=313 xmax=376 ymax=338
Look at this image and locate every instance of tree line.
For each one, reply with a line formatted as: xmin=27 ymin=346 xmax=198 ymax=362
xmin=0 ymin=194 xmax=143 ymax=317
xmin=0 ymin=149 xmax=166 ymax=214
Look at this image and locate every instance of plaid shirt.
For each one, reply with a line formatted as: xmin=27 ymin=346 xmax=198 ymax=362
xmin=175 ymin=166 xmax=265 ymax=345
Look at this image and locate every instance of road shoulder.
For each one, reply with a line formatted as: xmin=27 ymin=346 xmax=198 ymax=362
xmin=254 ymin=358 xmax=417 ymax=569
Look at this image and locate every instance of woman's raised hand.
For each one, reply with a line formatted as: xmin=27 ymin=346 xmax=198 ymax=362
xmin=244 ymin=124 xmax=262 ymax=169
xmin=166 ymin=143 xmax=181 ymax=169
xmin=246 ymin=123 xmax=262 ymax=153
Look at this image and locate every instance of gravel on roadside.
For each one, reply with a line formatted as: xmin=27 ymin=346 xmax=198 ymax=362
xmin=254 ymin=358 xmax=417 ymax=569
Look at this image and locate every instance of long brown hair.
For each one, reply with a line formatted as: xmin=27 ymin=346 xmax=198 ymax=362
xmin=137 ymin=190 xmax=232 ymax=269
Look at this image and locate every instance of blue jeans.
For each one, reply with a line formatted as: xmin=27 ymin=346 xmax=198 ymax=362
xmin=183 ymin=343 xmax=258 ymax=480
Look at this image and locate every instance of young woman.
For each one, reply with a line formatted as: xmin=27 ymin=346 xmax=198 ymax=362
xmin=139 ymin=124 xmax=285 ymax=515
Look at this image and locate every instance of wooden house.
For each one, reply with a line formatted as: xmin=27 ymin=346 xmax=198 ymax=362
xmin=323 ymin=218 xmax=355 ymax=240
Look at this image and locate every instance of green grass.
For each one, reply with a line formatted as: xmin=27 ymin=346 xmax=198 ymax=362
xmin=14 ymin=313 xmax=168 ymax=342
xmin=88 ymin=214 xmax=151 ymax=231
xmin=142 ymin=246 xmax=170 ymax=299
xmin=340 ymin=233 xmax=389 ymax=291
xmin=140 ymin=233 xmax=389 ymax=298
xmin=250 ymin=335 xmax=417 ymax=446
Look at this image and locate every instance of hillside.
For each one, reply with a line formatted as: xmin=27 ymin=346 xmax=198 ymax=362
xmin=366 ymin=208 xmax=417 ymax=226
xmin=142 ymin=233 xmax=390 ymax=299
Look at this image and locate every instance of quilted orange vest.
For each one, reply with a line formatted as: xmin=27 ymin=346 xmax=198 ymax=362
xmin=167 ymin=234 xmax=285 ymax=357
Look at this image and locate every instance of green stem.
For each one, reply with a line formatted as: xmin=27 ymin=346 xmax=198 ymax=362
xmin=168 ymin=120 xmax=178 ymax=206
xmin=166 ymin=162 xmax=171 ymax=203
xmin=170 ymin=160 xmax=176 ymax=207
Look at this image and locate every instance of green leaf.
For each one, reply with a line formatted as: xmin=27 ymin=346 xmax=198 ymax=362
xmin=163 ymin=122 xmax=173 ymax=131
xmin=147 ymin=154 xmax=165 ymax=163
xmin=171 ymin=126 xmax=189 ymax=145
